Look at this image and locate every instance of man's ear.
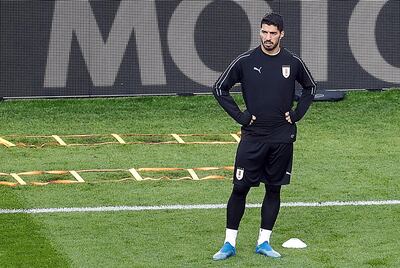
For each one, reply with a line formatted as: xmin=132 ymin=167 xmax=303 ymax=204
xmin=280 ymin=31 xmax=285 ymax=39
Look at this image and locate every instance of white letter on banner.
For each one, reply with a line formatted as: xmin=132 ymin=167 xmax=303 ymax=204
xmin=301 ymin=0 xmax=328 ymax=81
xmin=168 ymin=0 xmax=269 ymax=87
xmin=45 ymin=0 xmax=165 ymax=88
xmin=349 ymin=0 xmax=399 ymax=83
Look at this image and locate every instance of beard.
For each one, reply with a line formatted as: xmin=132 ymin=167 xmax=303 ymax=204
xmin=262 ymin=40 xmax=279 ymax=51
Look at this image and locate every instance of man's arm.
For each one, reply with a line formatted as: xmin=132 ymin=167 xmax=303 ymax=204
xmin=213 ymin=56 xmax=253 ymax=126
xmin=287 ymin=56 xmax=316 ymax=123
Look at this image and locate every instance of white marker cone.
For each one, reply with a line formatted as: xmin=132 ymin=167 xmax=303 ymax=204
xmin=282 ymin=238 xmax=307 ymax=248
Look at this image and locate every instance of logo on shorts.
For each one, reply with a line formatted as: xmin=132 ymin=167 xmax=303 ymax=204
xmin=282 ymin=65 xmax=290 ymax=78
xmin=236 ymin=167 xmax=244 ymax=180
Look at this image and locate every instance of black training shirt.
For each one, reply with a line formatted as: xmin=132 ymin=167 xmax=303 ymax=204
xmin=213 ymin=46 xmax=316 ymax=143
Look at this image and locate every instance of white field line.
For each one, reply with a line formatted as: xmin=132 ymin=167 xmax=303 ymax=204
xmin=0 ymin=200 xmax=400 ymax=215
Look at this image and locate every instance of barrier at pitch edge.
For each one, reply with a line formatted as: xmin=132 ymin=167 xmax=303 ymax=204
xmin=0 ymin=133 xmax=241 ymax=147
xmin=0 ymin=166 xmax=235 ymax=187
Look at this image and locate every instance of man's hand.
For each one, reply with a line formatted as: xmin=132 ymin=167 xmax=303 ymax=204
xmin=285 ymin=112 xmax=292 ymax=124
xmin=249 ymin=115 xmax=256 ymax=125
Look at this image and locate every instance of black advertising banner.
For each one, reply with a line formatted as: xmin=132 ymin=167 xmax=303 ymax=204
xmin=0 ymin=0 xmax=399 ymax=98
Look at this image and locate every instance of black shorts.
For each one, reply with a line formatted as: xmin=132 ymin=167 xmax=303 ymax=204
xmin=233 ymin=140 xmax=293 ymax=187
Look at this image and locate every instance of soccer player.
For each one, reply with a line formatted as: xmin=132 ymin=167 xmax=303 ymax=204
xmin=212 ymin=12 xmax=316 ymax=260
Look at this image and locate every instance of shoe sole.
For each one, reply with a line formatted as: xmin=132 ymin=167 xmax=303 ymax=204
xmin=213 ymin=252 xmax=235 ymax=261
xmin=256 ymin=250 xmax=281 ymax=258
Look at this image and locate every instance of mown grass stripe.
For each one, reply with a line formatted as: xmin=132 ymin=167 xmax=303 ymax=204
xmin=0 ymin=188 xmax=70 ymax=267
xmin=1 ymin=200 xmax=399 ymax=214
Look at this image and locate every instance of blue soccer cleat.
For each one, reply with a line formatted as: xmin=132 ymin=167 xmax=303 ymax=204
xmin=255 ymin=241 xmax=281 ymax=258
xmin=213 ymin=242 xmax=236 ymax=261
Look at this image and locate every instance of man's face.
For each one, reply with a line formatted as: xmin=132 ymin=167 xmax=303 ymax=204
xmin=260 ymin=24 xmax=284 ymax=52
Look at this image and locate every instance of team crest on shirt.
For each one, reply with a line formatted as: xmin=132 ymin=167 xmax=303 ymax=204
xmin=236 ymin=167 xmax=244 ymax=180
xmin=282 ymin=65 xmax=290 ymax=78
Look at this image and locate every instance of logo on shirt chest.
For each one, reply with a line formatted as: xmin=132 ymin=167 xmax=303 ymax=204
xmin=253 ymin=66 xmax=262 ymax=74
xmin=282 ymin=65 xmax=290 ymax=78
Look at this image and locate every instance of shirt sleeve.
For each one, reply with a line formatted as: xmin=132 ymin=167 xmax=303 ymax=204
xmin=212 ymin=56 xmax=252 ymax=126
xmin=290 ymin=57 xmax=316 ymax=122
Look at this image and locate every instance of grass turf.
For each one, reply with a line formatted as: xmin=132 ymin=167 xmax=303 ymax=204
xmin=0 ymin=90 xmax=399 ymax=267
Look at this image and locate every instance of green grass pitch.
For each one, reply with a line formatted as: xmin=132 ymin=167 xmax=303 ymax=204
xmin=0 ymin=90 xmax=399 ymax=267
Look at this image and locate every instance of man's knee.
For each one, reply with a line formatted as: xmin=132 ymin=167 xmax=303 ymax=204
xmin=265 ymin=185 xmax=281 ymax=198
xmin=232 ymin=184 xmax=250 ymax=197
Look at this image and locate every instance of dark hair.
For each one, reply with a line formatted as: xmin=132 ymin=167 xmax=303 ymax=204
xmin=261 ymin=12 xmax=284 ymax=32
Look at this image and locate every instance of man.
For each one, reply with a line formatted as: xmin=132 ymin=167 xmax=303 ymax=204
xmin=212 ymin=12 xmax=316 ymax=260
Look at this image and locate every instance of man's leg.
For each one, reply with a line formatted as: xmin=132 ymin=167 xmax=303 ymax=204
xmin=213 ymin=184 xmax=250 ymax=260
xmin=260 ymin=184 xmax=281 ymax=233
xmin=227 ymin=184 xmax=251 ymax=232
xmin=256 ymin=184 xmax=282 ymax=258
